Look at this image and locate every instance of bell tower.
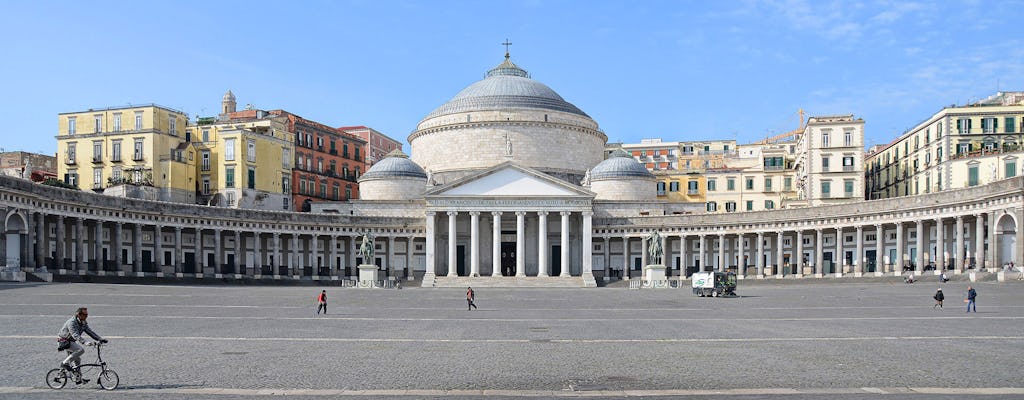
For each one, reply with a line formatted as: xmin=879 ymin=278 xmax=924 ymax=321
xmin=221 ymin=90 xmax=237 ymax=114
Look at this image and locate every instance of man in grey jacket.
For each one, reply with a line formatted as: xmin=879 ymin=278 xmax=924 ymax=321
xmin=58 ymin=307 xmax=107 ymax=383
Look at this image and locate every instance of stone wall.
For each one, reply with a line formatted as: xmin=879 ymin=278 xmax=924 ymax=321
xmin=359 ymin=178 xmax=426 ymax=201
xmin=590 ymin=179 xmax=656 ymax=201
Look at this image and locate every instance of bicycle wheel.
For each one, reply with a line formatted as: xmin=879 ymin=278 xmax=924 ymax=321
xmin=98 ymin=369 xmax=119 ymax=390
xmin=45 ymin=368 xmax=67 ymax=389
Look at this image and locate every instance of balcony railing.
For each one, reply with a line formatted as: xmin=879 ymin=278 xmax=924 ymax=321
xmin=843 ymin=165 xmax=855 ymax=172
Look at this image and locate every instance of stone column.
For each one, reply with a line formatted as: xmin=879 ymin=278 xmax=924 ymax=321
xmin=935 ymin=218 xmax=945 ymax=272
xmin=834 ymin=228 xmax=844 ymax=277
xmin=641 ymin=232 xmax=649 ymax=267
xmin=329 ymin=235 xmax=337 ymax=277
xmin=895 ymin=222 xmax=905 ymax=275
xmin=516 ymin=211 xmax=526 ymax=277
xmin=875 ymin=224 xmax=885 ymax=275
xmin=698 ymin=235 xmax=706 ymax=272
xmin=716 ymin=234 xmax=725 ymax=272
xmin=622 ymin=235 xmax=630 ymax=279
xmin=537 ymin=211 xmax=548 ymax=277
xmin=132 ymin=224 xmax=142 ymax=273
xmin=470 ymin=211 xmax=480 ymax=277
xmin=795 ymin=230 xmax=804 ymax=276
xmin=93 ymin=221 xmax=103 ymax=271
xmin=75 ymin=218 xmax=85 ymax=271
xmin=679 ymin=235 xmax=688 ymax=277
xmin=272 ymin=233 xmax=281 ymax=276
xmin=154 ymin=225 xmax=163 ymax=273
xmin=491 ymin=212 xmax=501 ymax=277
xmin=603 ymin=236 xmax=611 ymax=280
xmin=955 ymin=216 xmax=965 ymax=273
xmin=988 ymin=212 xmax=998 ymax=269
xmin=855 ymin=226 xmax=864 ymax=276
xmin=214 ymin=229 xmax=223 ymax=274
xmin=448 ymin=211 xmax=457 ymax=277
xmin=406 ymin=236 xmax=415 ymax=280
xmin=348 ymin=235 xmax=358 ymax=276
xmin=755 ymin=232 xmax=764 ymax=277
xmin=194 ymin=228 xmax=203 ymax=274
xmin=776 ymin=231 xmax=784 ymax=277
xmin=560 ymin=211 xmax=570 ymax=277
xmin=290 ymin=234 xmax=298 ymax=276
xmin=425 ymin=211 xmax=438 ymax=279
xmin=113 ymin=222 xmax=123 ymax=272
xmin=736 ymin=233 xmax=745 ymax=278
xmin=55 ymin=215 xmax=66 ymax=270
xmin=386 ymin=235 xmax=395 ymax=278
xmin=29 ymin=212 xmax=41 ymax=268
xmin=660 ymin=233 xmax=668 ymax=267
xmin=815 ymin=228 xmax=824 ymax=277
xmin=253 ymin=232 xmax=262 ymax=276
xmin=915 ymin=220 xmax=925 ymax=274
xmin=234 ymin=231 xmax=242 ymax=275
xmin=310 ymin=234 xmax=319 ymax=276
xmin=582 ymin=211 xmax=594 ymax=280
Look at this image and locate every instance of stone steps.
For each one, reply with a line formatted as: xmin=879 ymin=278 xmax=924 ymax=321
xmin=429 ymin=275 xmax=589 ymax=288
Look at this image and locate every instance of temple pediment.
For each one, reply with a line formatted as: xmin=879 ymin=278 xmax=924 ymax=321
xmin=426 ymin=163 xmax=594 ymax=198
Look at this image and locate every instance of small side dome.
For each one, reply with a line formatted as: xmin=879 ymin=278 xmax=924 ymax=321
xmin=590 ymin=149 xmax=655 ymax=181
xmin=223 ymin=90 xmax=236 ymax=102
xmin=359 ymin=149 xmax=427 ymax=181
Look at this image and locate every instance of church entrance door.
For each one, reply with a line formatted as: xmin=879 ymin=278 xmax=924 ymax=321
xmin=551 ymin=245 xmax=561 ymax=276
xmin=456 ymin=245 xmax=466 ymax=276
xmin=501 ymin=242 xmax=515 ymax=276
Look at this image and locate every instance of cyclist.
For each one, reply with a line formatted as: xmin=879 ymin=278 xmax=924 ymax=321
xmin=57 ymin=307 xmax=107 ymax=383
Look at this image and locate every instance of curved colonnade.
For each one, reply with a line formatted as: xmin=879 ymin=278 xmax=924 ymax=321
xmin=1 ymin=174 xmax=1021 ymax=284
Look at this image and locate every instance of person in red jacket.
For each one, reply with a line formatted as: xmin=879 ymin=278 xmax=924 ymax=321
xmin=466 ymin=287 xmax=477 ymax=311
xmin=316 ymin=290 xmax=327 ymax=315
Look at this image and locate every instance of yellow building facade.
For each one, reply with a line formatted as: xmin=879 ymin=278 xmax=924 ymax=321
xmin=56 ymin=105 xmax=196 ymax=202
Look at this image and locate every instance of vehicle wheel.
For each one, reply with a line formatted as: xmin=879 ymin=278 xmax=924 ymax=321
xmin=98 ymin=369 xmax=119 ymax=390
xmin=46 ymin=368 xmax=67 ymax=389
xmin=712 ymin=291 xmax=718 ymax=297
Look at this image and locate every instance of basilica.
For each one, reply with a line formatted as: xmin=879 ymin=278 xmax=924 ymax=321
xmin=1 ymin=54 xmax=1022 ymax=286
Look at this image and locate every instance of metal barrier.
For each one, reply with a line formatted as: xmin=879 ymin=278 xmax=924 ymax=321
xmin=628 ymin=279 xmax=687 ymax=289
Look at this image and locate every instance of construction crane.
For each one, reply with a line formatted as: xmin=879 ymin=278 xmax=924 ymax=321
xmin=755 ymin=109 xmax=805 ymax=145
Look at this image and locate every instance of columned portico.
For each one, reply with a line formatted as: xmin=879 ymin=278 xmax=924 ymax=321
xmin=491 ymin=212 xmax=501 ymax=277
xmin=447 ymin=211 xmax=457 ymax=277
xmin=537 ymin=212 xmax=548 ymax=277
xmin=469 ymin=211 xmax=480 ymax=277
xmin=515 ymin=211 xmax=526 ymax=277
xmin=854 ymin=226 xmax=864 ymax=277
xmin=796 ymin=230 xmax=804 ymax=276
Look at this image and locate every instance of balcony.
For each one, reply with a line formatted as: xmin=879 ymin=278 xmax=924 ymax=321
xmin=92 ymin=157 xmax=103 ymax=164
xmin=133 ymin=154 xmax=144 ymax=161
xmin=687 ymin=189 xmax=699 ymax=195
xmin=843 ymin=165 xmax=855 ymax=172
xmin=65 ymin=158 xmax=76 ymax=165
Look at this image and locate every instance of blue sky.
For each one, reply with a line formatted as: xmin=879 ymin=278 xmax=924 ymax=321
xmin=2 ymin=0 xmax=1022 ymax=156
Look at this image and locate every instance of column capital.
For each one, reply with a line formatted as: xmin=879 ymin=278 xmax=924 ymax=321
xmin=815 ymin=228 xmax=823 ymax=233
xmin=756 ymin=232 xmax=764 ymax=237
xmin=447 ymin=211 xmax=458 ymax=217
xmin=491 ymin=211 xmax=503 ymax=217
xmin=856 ymin=225 xmax=863 ymax=232
xmin=175 ymin=226 xmax=182 ymax=232
xmin=469 ymin=211 xmax=481 ymax=217
xmin=537 ymin=211 xmax=549 ymax=216
xmin=560 ymin=211 xmax=571 ymax=216
xmin=426 ymin=211 xmax=437 ymax=217
xmin=934 ymin=216 xmax=943 ymax=222
xmin=719 ymin=233 xmax=726 ymax=238
xmin=582 ymin=211 xmax=594 ymax=217
xmin=515 ymin=211 xmax=527 ymax=216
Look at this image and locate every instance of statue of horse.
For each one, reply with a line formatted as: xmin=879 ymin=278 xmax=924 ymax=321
xmin=646 ymin=231 xmax=663 ymax=265
xmin=359 ymin=233 xmax=374 ymax=263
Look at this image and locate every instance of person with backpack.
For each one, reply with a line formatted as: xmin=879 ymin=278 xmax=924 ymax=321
xmin=965 ymin=286 xmax=977 ymax=313
xmin=933 ymin=288 xmax=944 ymax=308
xmin=316 ymin=290 xmax=327 ymax=315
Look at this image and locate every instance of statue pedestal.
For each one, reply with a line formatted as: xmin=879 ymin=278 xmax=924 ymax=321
xmin=358 ymin=264 xmax=382 ymax=284
xmin=643 ymin=264 xmax=667 ymax=281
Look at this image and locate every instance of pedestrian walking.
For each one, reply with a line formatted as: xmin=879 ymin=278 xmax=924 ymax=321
xmin=965 ymin=286 xmax=977 ymax=313
xmin=466 ymin=287 xmax=477 ymax=311
xmin=933 ymin=288 xmax=944 ymax=308
xmin=316 ymin=290 xmax=327 ymax=315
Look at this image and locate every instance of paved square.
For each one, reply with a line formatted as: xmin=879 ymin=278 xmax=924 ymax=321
xmin=1 ymin=280 xmax=1022 ymax=399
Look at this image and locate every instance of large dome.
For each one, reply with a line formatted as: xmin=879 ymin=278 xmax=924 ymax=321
xmin=424 ymin=58 xmax=588 ymax=120
xmin=590 ymin=149 xmax=655 ymax=181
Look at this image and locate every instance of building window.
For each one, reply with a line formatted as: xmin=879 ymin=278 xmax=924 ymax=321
xmin=1006 ymin=117 xmax=1017 ymax=133
xmin=134 ymin=111 xmax=143 ymax=130
xmin=822 ymin=157 xmax=830 ymax=171
xmin=201 ymin=151 xmax=210 ymax=171
xmin=202 ymin=129 xmax=210 ymax=142
xmin=332 ymin=185 xmax=340 ymax=200
xmin=320 ymin=181 xmax=327 ymax=197
xmin=687 ymin=180 xmax=698 ymax=194
xmin=1006 ymin=161 xmax=1017 ymax=178
xmin=844 ymin=180 xmax=854 ymax=197
xmin=957 ymin=118 xmax=972 ymax=134
xmin=707 ymin=179 xmax=716 ymax=191
xmin=297 ymin=154 xmax=304 ymax=170
xmin=981 ymin=117 xmax=997 ymax=134
xmin=822 ymin=130 xmax=830 ymax=147
xmin=657 ymin=182 xmax=666 ymax=196
xmin=299 ymin=178 xmax=307 ymax=194
xmin=282 ymin=148 xmax=290 ymax=168
xmin=225 ymin=167 xmax=235 ymax=188
xmin=68 ymin=117 xmax=76 ymax=135
xmin=113 ymin=113 xmax=121 ymax=132
xmin=784 ymin=177 xmax=792 ymax=191
xmin=317 ymin=159 xmax=323 ymax=173
xmin=345 ymin=187 xmax=352 ymax=200
xmin=94 ymin=115 xmax=102 ymax=133
xmin=669 ymin=181 xmax=679 ymax=192
xmin=168 ymin=116 xmax=177 ymax=135
xmin=93 ymin=169 xmax=102 ymax=188
xmin=958 ymin=143 xmax=971 ymax=154
xmin=202 ymin=177 xmax=210 ymax=195
xmin=65 ymin=171 xmax=78 ymax=186
xmin=224 ymin=139 xmax=236 ymax=161
xmin=133 ymin=139 xmax=144 ymax=161
xmin=112 ymin=141 xmax=121 ymax=162
xmin=764 ymin=177 xmax=772 ymax=192
xmin=283 ymin=197 xmax=289 ymax=210
xmin=821 ymin=181 xmax=831 ymax=197
xmin=226 ymin=192 xmax=235 ymax=207
xmin=247 ymin=140 xmax=256 ymax=162
xmin=745 ymin=178 xmax=754 ymax=190
xmin=92 ymin=142 xmax=102 ymax=162
xmin=727 ymin=178 xmax=735 ymax=191
xmin=111 ymin=167 xmax=121 ymax=181
xmin=745 ymin=200 xmax=753 ymax=211
xmin=282 ymin=176 xmax=290 ymax=194
xmin=844 ymin=130 xmax=853 ymax=146
xmin=725 ymin=201 xmax=736 ymax=212
xmin=706 ymin=202 xmax=717 ymax=212
xmin=247 ymin=168 xmax=255 ymax=189
xmin=764 ymin=200 xmax=775 ymax=209
xmin=843 ymin=156 xmax=854 ymax=171
xmin=66 ymin=143 xmax=77 ymax=164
